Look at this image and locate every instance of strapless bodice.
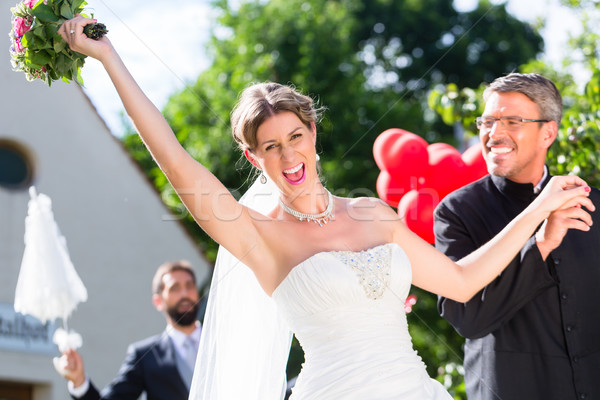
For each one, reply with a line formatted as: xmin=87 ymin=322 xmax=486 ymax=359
xmin=272 ymin=243 xmax=451 ymax=399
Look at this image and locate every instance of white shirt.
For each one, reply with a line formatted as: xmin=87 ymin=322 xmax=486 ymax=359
xmin=166 ymin=321 xmax=202 ymax=365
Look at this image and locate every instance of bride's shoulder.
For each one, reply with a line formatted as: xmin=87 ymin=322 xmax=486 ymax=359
xmin=340 ymin=196 xmax=399 ymax=220
xmin=344 ymin=195 xmax=390 ymax=207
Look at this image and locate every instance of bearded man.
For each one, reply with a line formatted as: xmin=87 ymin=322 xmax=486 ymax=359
xmin=57 ymin=260 xmax=202 ymax=400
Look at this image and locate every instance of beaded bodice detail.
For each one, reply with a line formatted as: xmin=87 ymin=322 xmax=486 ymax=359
xmin=331 ymin=245 xmax=391 ymax=299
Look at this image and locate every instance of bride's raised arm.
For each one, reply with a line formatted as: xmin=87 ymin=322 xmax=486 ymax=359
xmin=59 ymin=16 xmax=267 ymax=267
xmin=394 ymin=175 xmax=593 ymax=302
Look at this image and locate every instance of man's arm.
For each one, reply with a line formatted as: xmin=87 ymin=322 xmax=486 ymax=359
xmin=96 ymin=344 xmax=147 ymax=399
xmin=434 ymin=200 xmax=556 ymax=338
xmin=57 ymin=346 xmax=146 ymax=400
xmin=56 ymin=349 xmax=100 ymax=400
xmin=68 ymin=379 xmax=101 ymax=400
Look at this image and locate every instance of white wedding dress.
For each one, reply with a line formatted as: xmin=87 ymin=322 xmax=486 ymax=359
xmin=190 ymin=179 xmax=451 ymax=400
xmin=272 ymin=243 xmax=452 ymax=400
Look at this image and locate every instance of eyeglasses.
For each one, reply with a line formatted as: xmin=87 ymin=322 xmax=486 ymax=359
xmin=476 ymin=116 xmax=550 ymax=132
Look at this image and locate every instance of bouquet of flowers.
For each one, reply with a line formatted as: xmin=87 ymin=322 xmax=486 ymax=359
xmin=9 ymin=0 xmax=107 ymax=86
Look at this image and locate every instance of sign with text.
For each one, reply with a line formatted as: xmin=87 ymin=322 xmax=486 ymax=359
xmin=0 ymin=302 xmax=57 ymax=355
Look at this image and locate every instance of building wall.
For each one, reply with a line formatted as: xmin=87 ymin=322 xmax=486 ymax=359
xmin=1 ymin=2 xmax=211 ymax=398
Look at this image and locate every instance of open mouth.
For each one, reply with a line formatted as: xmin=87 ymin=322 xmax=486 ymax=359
xmin=282 ymin=162 xmax=306 ymax=185
xmin=487 ymin=140 xmax=515 ymax=160
xmin=489 ymin=146 xmax=513 ymax=155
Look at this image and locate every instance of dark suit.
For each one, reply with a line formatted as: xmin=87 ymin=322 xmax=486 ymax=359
xmin=435 ymin=174 xmax=600 ymax=400
xmin=73 ymin=332 xmax=189 ymax=400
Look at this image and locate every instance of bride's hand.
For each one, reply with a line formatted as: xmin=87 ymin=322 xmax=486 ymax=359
xmin=534 ymin=175 xmax=594 ymax=218
xmin=58 ymin=15 xmax=113 ymax=61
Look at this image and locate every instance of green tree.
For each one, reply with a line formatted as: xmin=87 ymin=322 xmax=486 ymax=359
xmin=547 ymin=0 xmax=600 ymax=186
xmin=122 ymin=0 xmax=545 ymax=394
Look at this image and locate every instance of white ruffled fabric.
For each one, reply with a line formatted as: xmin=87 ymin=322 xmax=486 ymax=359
xmin=52 ymin=328 xmax=84 ymax=374
xmin=14 ymin=187 xmax=87 ymax=324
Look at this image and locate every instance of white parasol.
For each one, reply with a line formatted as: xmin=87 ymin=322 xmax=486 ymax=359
xmin=14 ymin=187 xmax=87 ymax=370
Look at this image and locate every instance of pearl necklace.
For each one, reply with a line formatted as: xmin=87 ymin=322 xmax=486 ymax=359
xmin=279 ymin=189 xmax=334 ymax=227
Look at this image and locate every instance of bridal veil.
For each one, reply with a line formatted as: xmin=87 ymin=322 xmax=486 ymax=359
xmin=189 ymin=177 xmax=294 ymax=399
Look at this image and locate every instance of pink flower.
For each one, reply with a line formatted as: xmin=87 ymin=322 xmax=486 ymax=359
xmin=13 ymin=16 xmax=32 ymax=37
xmin=14 ymin=38 xmax=24 ymax=53
xmin=23 ymin=0 xmax=37 ymax=8
xmin=404 ymin=294 xmax=417 ymax=313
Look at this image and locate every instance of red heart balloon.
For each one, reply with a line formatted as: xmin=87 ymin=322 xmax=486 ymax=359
xmin=373 ymin=128 xmax=429 ymax=178
xmin=374 ymin=129 xmax=490 ymax=243
xmin=425 ymin=143 xmax=468 ymax=198
xmin=376 ymin=170 xmax=415 ymax=208
xmin=397 ymin=189 xmax=439 ymax=244
xmin=462 ymin=143 xmax=488 ymax=183
xmin=373 ymin=129 xmax=405 ymax=171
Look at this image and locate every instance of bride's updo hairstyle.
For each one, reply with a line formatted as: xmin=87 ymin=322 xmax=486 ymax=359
xmin=231 ymin=82 xmax=324 ymax=152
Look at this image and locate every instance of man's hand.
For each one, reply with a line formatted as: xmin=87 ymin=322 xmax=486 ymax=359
xmin=536 ymin=204 xmax=594 ymax=260
xmin=54 ymin=349 xmax=86 ymax=388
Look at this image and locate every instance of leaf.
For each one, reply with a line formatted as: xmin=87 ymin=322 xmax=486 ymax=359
xmin=30 ymin=50 xmax=52 ymax=66
xmin=24 ymin=57 xmax=43 ymax=69
xmin=55 ymin=52 xmax=70 ymax=73
xmin=45 ymin=23 xmax=60 ymax=38
xmin=75 ymin=68 xmax=84 ymax=86
xmin=37 ymin=38 xmax=54 ymax=50
xmin=53 ymin=35 xmax=67 ymax=53
xmin=60 ymin=1 xmax=74 ymax=19
xmin=22 ymin=31 xmax=32 ymax=48
xmin=48 ymin=68 xmax=59 ymax=81
xmin=441 ymin=104 xmax=456 ymax=125
xmin=72 ymin=0 xmax=87 ymax=13
xmin=30 ymin=27 xmax=53 ymax=50
xmin=32 ymin=25 xmax=46 ymax=40
xmin=62 ymin=68 xmax=72 ymax=81
xmin=31 ymin=4 xmax=60 ymax=23
xmin=428 ymin=89 xmax=441 ymax=111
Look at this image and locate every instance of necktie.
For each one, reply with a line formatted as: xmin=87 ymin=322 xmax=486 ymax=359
xmin=184 ymin=336 xmax=198 ymax=371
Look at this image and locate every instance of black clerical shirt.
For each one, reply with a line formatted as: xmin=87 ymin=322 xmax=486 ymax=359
xmin=435 ymin=173 xmax=600 ymax=400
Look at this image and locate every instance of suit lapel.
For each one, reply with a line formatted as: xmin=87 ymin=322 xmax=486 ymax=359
xmin=154 ymin=332 xmax=190 ymax=389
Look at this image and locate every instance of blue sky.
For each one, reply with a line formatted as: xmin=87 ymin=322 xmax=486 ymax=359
xmin=80 ymin=0 xmax=580 ymax=136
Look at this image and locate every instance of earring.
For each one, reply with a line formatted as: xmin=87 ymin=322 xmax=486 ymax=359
xmin=260 ymin=173 xmax=267 ymax=184
xmin=316 ymin=154 xmax=320 ymax=162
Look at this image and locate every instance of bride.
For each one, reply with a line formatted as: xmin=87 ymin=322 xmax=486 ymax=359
xmin=59 ymin=16 xmax=593 ymax=399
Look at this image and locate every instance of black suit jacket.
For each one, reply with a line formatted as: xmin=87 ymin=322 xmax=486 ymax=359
xmin=73 ymin=332 xmax=189 ymax=400
xmin=434 ymin=174 xmax=600 ymax=400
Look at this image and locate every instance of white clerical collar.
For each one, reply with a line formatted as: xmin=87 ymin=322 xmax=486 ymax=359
xmin=533 ymin=166 xmax=548 ymax=194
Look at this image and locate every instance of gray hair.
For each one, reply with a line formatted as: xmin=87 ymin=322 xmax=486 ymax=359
xmin=483 ymin=73 xmax=562 ymax=125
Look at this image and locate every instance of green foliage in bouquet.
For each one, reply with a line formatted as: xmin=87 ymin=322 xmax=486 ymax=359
xmin=9 ymin=0 xmax=107 ymax=86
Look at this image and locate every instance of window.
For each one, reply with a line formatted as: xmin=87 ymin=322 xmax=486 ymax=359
xmin=0 ymin=140 xmax=34 ymax=190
